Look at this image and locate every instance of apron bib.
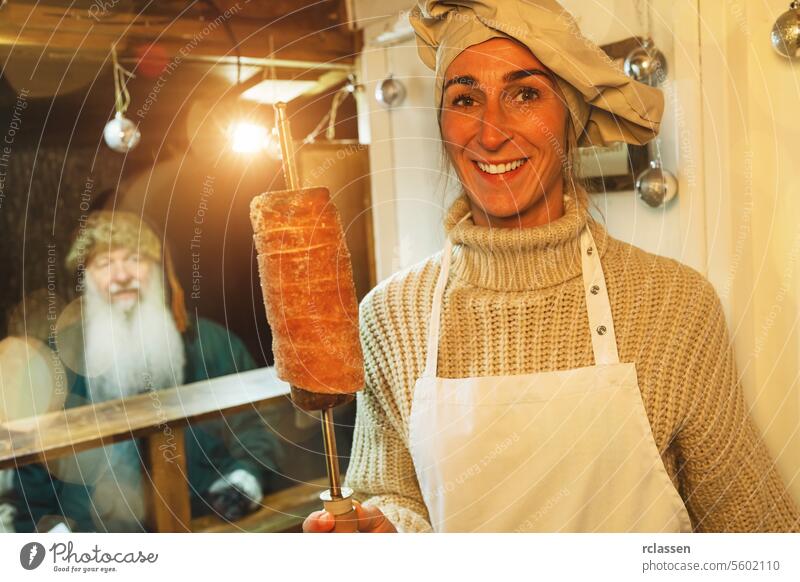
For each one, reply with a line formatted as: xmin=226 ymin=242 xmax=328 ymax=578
xmin=408 ymin=221 xmax=692 ymax=532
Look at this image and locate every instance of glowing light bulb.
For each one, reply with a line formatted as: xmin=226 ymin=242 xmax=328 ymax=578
xmin=229 ymin=121 xmax=269 ymax=153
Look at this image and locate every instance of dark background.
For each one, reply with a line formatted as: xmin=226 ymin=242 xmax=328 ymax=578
xmin=0 ymin=39 xmax=359 ymax=367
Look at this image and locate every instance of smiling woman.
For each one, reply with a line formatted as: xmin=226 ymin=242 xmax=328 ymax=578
xmin=300 ymin=0 xmax=800 ymax=535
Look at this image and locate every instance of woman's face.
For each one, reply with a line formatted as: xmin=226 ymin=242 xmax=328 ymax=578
xmin=440 ymin=38 xmax=568 ymax=227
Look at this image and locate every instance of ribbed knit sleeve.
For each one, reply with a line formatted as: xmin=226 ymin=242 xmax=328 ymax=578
xmin=676 ymin=279 xmax=800 ymax=532
xmin=344 ymin=285 xmax=433 ymax=533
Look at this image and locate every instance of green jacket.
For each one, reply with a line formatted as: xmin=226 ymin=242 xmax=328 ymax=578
xmin=13 ymin=318 xmax=281 ymax=532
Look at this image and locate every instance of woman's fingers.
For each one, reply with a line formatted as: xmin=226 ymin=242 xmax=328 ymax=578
xmin=354 ymin=501 xmax=397 ymax=533
xmin=302 ymin=503 xmax=397 ymax=533
xmin=302 ymin=510 xmax=335 ymax=533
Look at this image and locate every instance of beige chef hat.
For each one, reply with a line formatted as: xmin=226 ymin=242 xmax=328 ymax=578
xmin=409 ymin=0 xmax=664 ymax=146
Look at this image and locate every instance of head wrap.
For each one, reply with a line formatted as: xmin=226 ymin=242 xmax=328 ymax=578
xmin=67 ymin=211 xmax=187 ymax=332
xmin=409 ymin=0 xmax=664 ymax=146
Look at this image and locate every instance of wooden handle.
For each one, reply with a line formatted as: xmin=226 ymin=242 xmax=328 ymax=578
xmin=331 ymin=507 xmax=359 ymax=533
xmin=322 ymin=489 xmax=357 ymax=533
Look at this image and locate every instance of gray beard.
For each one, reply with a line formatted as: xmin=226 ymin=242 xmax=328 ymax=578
xmin=83 ymin=274 xmax=186 ymax=403
xmin=67 ymin=273 xmax=187 ymax=531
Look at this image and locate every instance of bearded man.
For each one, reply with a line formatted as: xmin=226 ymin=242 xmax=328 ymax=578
xmin=13 ymin=211 xmax=281 ymax=532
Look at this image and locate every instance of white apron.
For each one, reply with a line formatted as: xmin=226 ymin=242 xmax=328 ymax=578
xmin=408 ymin=222 xmax=692 ymax=532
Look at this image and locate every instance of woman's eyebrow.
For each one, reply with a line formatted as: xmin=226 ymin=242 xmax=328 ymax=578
xmin=443 ymin=74 xmax=478 ymax=91
xmin=503 ymin=68 xmax=551 ymax=83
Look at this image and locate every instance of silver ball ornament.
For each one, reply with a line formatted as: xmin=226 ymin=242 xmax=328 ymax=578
xmin=624 ymin=39 xmax=668 ymax=86
xmin=103 ymin=112 xmax=141 ymax=153
xmin=375 ymin=74 xmax=406 ymax=108
xmin=635 ymin=160 xmax=678 ymax=208
xmin=771 ymin=1 xmax=800 ymax=58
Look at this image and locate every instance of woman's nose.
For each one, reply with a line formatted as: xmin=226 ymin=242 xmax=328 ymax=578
xmin=478 ymin=102 xmax=512 ymax=151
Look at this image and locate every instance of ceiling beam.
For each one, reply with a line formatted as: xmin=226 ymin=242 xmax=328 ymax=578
xmin=0 ymin=3 xmax=358 ymax=65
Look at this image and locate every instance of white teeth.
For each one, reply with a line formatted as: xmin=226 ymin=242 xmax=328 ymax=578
xmin=476 ymin=159 xmax=526 ymax=174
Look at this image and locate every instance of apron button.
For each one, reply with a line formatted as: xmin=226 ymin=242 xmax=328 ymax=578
xmin=587 ymin=246 xmax=593 ymax=255
xmin=596 ymin=325 xmax=607 ymax=335
xmin=590 ymin=284 xmax=600 ymax=295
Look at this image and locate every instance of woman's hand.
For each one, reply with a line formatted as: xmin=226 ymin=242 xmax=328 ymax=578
xmin=302 ymin=501 xmax=397 ymax=533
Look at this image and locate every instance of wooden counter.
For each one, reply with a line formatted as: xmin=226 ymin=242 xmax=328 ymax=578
xmin=0 ymin=367 xmax=294 ymax=531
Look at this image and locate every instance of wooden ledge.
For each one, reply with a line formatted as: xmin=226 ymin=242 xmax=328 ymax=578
xmin=0 ymin=367 xmax=291 ymax=470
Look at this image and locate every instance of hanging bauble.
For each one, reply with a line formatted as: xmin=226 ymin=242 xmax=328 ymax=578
xmin=771 ymin=1 xmax=800 ymax=58
xmin=103 ymin=112 xmax=141 ymax=153
xmin=104 ymin=44 xmax=140 ymax=153
xmin=375 ymin=74 xmax=406 ymax=108
xmin=635 ymin=159 xmax=678 ymax=208
xmin=624 ymin=38 xmax=668 ymax=86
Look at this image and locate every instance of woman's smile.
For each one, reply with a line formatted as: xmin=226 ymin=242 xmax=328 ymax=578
xmin=472 ymin=157 xmax=529 ymax=178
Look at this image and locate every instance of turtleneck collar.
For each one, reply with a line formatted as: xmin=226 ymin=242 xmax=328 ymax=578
xmin=442 ymin=187 xmax=609 ymax=292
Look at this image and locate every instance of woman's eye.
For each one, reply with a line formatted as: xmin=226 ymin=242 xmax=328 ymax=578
xmin=451 ymin=94 xmax=475 ymax=107
xmin=510 ymin=87 xmax=540 ymax=103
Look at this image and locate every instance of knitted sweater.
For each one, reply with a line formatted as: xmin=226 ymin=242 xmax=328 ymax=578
xmin=344 ymin=191 xmax=800 ymax=533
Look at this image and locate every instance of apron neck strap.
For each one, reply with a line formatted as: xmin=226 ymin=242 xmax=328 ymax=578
xmin=579 ymin=225 xmax=620 ymax=366
xmin=423 ymin=219 xmax=619 ymax=378
xmin=423 ymin=215 xmax=463 ymax=378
